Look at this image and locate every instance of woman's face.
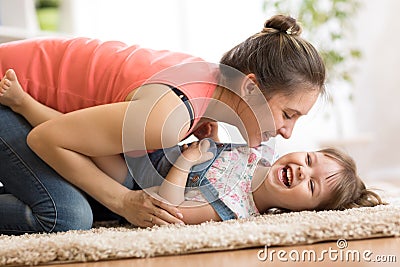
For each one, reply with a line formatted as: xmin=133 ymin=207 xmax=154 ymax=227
xmin=242 ymin=89 xmax=319 ymax=147
xmin=267 ymin=89 xmax=320 ymax=140
xmin=264 ymin=151 xmax=340 ymax=211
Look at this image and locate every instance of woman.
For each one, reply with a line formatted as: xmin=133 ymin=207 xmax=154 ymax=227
xmin=0 ymin=15 xmax=325 ymax=234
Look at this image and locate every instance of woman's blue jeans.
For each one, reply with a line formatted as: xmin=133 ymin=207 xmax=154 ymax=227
xmin=0 ymin=105 xmax=94 ymax=235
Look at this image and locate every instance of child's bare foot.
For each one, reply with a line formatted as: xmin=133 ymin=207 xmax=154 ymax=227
xmin=0 ymin=69 xmax=27 ymax=111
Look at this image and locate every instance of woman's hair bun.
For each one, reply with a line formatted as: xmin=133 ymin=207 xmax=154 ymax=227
xmin=262 ymin=14 xmax=302 ymax=36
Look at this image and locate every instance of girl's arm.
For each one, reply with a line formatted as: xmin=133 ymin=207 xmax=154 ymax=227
xmin=158 ymin=140 xmax=213 ymax=205
xmin=156 ymin=140 xmax=220 ymax=225
xmin=90 ymin=155 xmax=128 ymax=184
xmin=27 ymin=84 xmax=191 ymax=226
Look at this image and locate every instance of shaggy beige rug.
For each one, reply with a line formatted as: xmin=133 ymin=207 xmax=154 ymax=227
xmin=1 ymin=201 xmax=400 ymax=266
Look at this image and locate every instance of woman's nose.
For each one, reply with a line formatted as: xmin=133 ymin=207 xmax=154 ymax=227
xmin=278 ymin=126 xmax=293 ymax=139
xmin=278 ymin=120 xmax=296 ymax=139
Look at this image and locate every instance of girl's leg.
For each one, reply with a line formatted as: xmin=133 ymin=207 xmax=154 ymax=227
xmin=0 ymin=105 xmax=93 ymax=234
xmin=0 ymin=69 xmax=128 ymax=182
xmin=0 ymin=69 xmax=61 ymax=127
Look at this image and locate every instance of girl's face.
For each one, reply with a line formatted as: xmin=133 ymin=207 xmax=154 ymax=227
xmin=264 ymin=151 xmax=341 ymax=211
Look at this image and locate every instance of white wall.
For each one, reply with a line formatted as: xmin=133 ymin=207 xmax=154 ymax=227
xmin=59 ymin=0 xmax=266 ymax=62
xmin=0 ymin=0 xmax=40 ymax=42
xmin=351 ymin=0 xmax=400 ymax=180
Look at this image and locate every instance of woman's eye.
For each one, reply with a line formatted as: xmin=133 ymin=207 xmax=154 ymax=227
xmin=283 ymin=111 xmax=291 ymax=119
xmin=310 ymin=180 xmax=315 ymax=194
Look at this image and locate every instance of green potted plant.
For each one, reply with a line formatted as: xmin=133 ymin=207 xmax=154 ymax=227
xmin=35 ymin=0 xmax=60 ymax=31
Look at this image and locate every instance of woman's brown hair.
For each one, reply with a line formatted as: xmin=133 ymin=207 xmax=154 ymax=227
xmin=220 ymin=14 xmax=326 ymax=98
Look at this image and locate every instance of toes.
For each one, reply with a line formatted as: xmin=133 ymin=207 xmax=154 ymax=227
xmin=5 ymin=69 xmax=17 ymax=82
xmin=1 ymin=79 xmax=11 ymax=90
xmin=4 ymin=79 xmax=11 ymax=87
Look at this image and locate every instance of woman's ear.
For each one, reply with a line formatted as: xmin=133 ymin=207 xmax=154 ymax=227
xmin=241 ymin=73 xmax=259 ymax=96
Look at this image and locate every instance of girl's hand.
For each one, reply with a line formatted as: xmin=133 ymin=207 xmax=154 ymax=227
xmin=121 ymin=188 xmax=184 ymax=227
xmin=176 ymin=139 xmax=214 ymax=171
xmin=192 ymin=122 xmax=220 ymax=142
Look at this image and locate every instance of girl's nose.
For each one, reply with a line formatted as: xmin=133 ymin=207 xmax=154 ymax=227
xmin=297 ymin=166 xmax=307 ymax=180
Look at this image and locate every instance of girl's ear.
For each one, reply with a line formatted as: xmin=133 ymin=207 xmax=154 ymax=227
xmin=240 ymin=73 xmax=259 ymax=96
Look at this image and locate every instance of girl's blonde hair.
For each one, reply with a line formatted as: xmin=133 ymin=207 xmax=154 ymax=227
xmin=317 ymin=147 xmax=385 ymax=211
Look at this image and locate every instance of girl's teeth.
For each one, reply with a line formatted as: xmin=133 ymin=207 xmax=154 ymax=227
xmin=287 ymin=168 xmax=292 ymax=186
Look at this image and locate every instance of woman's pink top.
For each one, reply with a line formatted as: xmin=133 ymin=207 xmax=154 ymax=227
xmin=0 ymin=37 xmax=217 ymax=132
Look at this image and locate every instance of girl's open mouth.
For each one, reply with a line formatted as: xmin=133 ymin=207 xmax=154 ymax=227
xmin=279 ymin=166 xmax=292 ymax=188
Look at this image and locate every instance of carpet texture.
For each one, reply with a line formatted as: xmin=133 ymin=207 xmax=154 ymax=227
xmin=1 ymin=202 xmax=400 ymax=266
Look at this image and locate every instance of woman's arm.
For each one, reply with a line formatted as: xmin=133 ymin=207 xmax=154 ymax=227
xmin=146 ymin=189 xmax=222 ymax=225
xmin=158 ymin=140 xmax=213 ymax=205
xmin=18 ymin=91 xmax=129 ymax=182
xmin=27 ymin=84 xmax=191 ymax=226
xmin=0 ymin=71 xmax=128 ymax=183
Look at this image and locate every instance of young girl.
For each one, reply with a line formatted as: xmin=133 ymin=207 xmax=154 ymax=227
xmin=0 ymin=71 xmax=384 ymax=226
xmin=127 ymin=138 xmax=384 ymax=224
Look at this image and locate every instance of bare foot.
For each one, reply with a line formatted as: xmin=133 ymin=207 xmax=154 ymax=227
xmin=0 ymin=69 xmax=27 ymax=111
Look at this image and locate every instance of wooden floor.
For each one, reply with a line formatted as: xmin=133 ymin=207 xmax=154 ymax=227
xmin=45 ymin=178 xmax=400 ymax=267
xmin=50 ymin=237 xmax=399 ymax=267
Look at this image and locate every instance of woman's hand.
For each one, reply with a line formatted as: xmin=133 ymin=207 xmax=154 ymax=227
xmin=121 ymin=188 xmax=184 ymax=227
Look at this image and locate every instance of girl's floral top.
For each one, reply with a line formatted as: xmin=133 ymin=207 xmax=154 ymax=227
xmin=184 ymin=144 xmax=275 ymax=218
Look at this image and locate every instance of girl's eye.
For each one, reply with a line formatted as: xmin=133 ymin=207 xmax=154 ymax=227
xmin=310 ymin=180 xmax=315 ymax=194
xmin=306 ymin=153 xmax=312 ymax=166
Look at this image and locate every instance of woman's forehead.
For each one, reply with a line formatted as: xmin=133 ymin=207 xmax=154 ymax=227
xmin=274 ymin=89 xmax=319 ymax=112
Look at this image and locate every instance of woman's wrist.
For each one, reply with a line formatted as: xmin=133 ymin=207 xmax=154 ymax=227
xmin=114 ymin=186 xmax=133 ymax=216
